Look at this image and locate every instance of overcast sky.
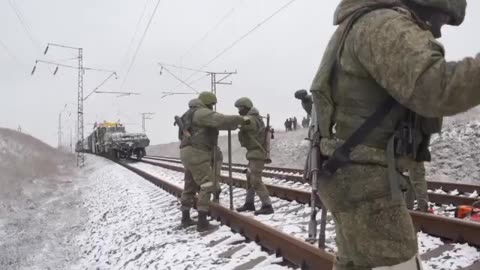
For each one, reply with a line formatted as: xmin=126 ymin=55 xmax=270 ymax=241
xmin=2 ymin=0 xmax=480 ymax=147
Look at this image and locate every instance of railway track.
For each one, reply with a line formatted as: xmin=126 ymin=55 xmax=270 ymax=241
xmin=137 ymin=158 xmax=480 ymax=246
xmin=147 ymin=155 xmax=480 ymax=193
xmin=115 ymin=160 xmax=334 ymax=269
xmin=144 ymin=156 xmax=480 ymax=207
xmin=124 ymin=159 xmax=480 ymax=269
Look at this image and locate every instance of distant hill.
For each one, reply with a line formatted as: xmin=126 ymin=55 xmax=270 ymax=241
xmin=0 ymin=127 xmax=73 ymax=181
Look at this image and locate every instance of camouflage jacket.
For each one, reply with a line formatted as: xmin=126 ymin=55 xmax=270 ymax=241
xmin=238 ymin=107 xmax=266 ymax=160
xmin=180 ymin=102 xmax=244 ymax=152
xmin=310 ymin=0 xmax=480 ymax=151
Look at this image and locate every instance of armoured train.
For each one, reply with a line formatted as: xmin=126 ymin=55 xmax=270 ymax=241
xmin=77 ymin=121 xmax=150 ymax=160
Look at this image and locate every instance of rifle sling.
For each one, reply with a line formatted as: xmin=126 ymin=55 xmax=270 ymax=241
xmin=322 ymin=97 xmax=398 ymax=175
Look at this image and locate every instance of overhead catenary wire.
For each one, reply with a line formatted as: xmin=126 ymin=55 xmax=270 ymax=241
xmin=84 ymin=72 xmax=118 ymax=101
xmin=120 ymin=0 xmax=163 ymax=90
xmin=202 ymin=0 xmax=298 ymax=69
xmin=8 ymin=0 xmax=42 ymax=51
xmin=0 ymin=39 xmax=24 ymax=67
xmin=34 ymin=60 xmax=117 ymax=73
xmin=158 ymin=62 xmax=210 ymax=74
xmin=119 ymin=0 xmax=150 ymax=71
xmin=182 ymin=0 xmax=298 ymax=86
xmin=159 ymin=91 xmax=196 ymax=99
xmin=180 ymin=2 xmax=240 ymax=59
xmin=159 ymin=65 xmax=199 ymax=93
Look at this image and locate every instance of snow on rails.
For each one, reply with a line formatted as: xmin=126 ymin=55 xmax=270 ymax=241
xmin=81 ymin=151 xmax=480 ymax=269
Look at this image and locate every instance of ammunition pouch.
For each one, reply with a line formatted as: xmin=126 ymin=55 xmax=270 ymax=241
xmin=393 ymin=111 xmax=442 ymax=162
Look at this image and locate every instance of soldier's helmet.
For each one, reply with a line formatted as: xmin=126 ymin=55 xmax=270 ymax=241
xmin=294 ymin=89 xmax=308 ymax=100
xmin=408 ymin=0 xmax=467 ymax=25
xmin=234 ymin=97 xmax=253 ymax=109
xmin=198 ymin=92 xmax=217 ymax=106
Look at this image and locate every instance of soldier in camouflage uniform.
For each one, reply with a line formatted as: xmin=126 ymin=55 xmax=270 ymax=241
xmin=294 ymin=89 xmax=313 ymax=117
xmin=309 ymin=0 xmax=476 ymax=269
xmin=234 ymin=97 xmax=274 ymax=215
xmin=179 ymin=92 xmax=247 ymax=232
xmin=179 ymin=99 xmax=202 ymax=228
xmin=179 ymin=99 xmax=223 ymax=227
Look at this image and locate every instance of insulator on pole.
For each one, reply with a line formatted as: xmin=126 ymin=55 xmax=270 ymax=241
xmin=53 ymin=66 xmax=59 ymax=75
xmin=44 ymin=45 xmax=49 ymax=55
xmin=31 ymin=65 xmax=36 ymax=75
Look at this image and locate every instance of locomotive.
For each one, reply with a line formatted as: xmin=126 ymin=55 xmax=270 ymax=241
xmin=78 ymin=121 xmax=150 ymax=160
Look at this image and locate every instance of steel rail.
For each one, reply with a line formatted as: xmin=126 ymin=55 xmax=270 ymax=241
xmin=116 ymin=160 xmax=335 ymax=269
xmin=139 ymin=158 xmax=480 ymax=247
xmin=143 ymin=156 xmax=479 ymax=206
xmin=146 ymin=155 xmax=480 ymax=194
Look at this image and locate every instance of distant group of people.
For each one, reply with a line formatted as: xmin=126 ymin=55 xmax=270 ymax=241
xmin=284 ymin=116 xmax=310 ymax=132
xmin=284 ymin=117 xmax=297 ymax=131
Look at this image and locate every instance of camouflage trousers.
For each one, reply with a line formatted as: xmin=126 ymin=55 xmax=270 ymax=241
xmin=244 ymin=159 xmax=271 ymax=206
xmin=180 ymin=146 xmax=221 ymax=212
xmin=405 ymin=163 xmax=429 ymax=212
xmin=317 ymin=164 xmax=418 ymax=270
xmin=180 ymin=169 xmax=199 ymax=211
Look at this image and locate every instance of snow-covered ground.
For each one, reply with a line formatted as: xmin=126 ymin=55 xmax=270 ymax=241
xmin=0 ymin=128 xmax=83 ymax=269
xmin=130 ymin=161 xmax=480 ymax=270
xmin=75 ymin=155 xmax=292 ymax=270
xmin=427 ymin=121 xmax=480 ymax=184
xmin=3 ymin=124 xmax=480 ymax=269
xmin=140 ymin=158 xmax=480 ymax=218
xmin=0 ymin=128 xmax=291 ymax=269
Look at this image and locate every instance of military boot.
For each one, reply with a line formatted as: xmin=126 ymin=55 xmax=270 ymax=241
xmin=236 ymin=202 xmax=255 ymax=212
xmin=181 ymin=210 xmax=196 ymax=228
xmin=197 ymin=211 xmax=218 ymax=232
xmin=254 ymin=205 xmax=274 ymax=216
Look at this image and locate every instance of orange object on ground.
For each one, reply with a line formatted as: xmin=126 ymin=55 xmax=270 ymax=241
xmin=455 ymin=205 xmax=480 ymax=222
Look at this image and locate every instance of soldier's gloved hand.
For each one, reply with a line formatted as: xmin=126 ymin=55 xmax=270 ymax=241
xmin=294 ymin=89 xmax=308 ymax=100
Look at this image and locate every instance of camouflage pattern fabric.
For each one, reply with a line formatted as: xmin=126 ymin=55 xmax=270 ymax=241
xmin=180 ymin=169 xmax=199 ymax=211
xmin=180 ymin=147 xmax=223 ymax=210
xmin=180 ymin=146 xmax=216 ymax=212
xmin=237 ymin=106 xmax=271 ymax=206
xmin=180 ymin=101 xmax=244 ymax=151
xmin=244 ymin=160 xmax=271 ymax=206
xmin=238 ymin=107 xmax=267 ymax=161
xmin=309 ymin=0 xmax=479 ymax=268
xmin=317 ymin=164 xmax=418 ymax=269
xmin=405 ymin=162 xmax=429 ymax=212
xmin=179 ymin=99 xmax=245 ymax=212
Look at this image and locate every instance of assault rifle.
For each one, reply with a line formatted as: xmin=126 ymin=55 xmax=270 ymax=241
xmin=265 ymin=114 xmax=273 ymax=164
xmin=304 ymin=106 xmax=328 ymax=248
xmin=174 ymin=115 xmax=191 ymax=139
